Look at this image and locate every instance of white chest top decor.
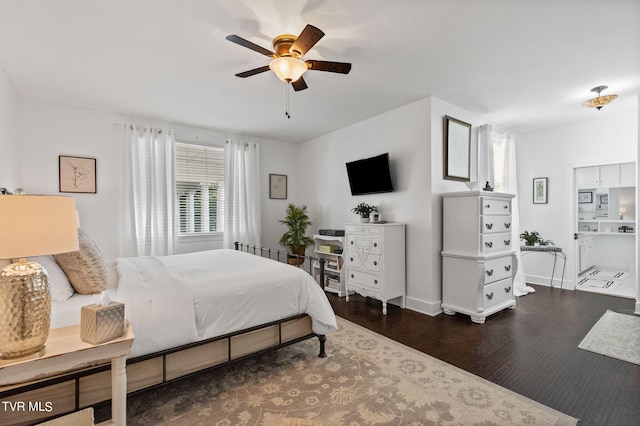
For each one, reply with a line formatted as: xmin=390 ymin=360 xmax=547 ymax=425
xmin=345 ymin=223 xmax=406 ymax=315
xmin=441 ymin=191 xmax=517 ymax=323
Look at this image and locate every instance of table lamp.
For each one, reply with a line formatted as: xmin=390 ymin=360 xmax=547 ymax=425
xmin=619 ymin=207 xmax=627 ymax=220
xmin=0 ymin=195 xmax=79 ymax=359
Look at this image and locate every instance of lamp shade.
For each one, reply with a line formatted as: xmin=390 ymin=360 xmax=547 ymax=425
xmin=269 ymin=57 xmax=308 ymax=83
xmin=0 ymin=195 xmax=79 ymax=259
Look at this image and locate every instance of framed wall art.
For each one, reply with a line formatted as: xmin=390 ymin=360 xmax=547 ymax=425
xmin=269 ymin=174 xmax=287 ymax=199
xmin=533 ymin=177 xmax=548 ymax=204
xmin=59 ymin=155 xmax=97 ymax=194
xmin=578 ymin=191 xmax=593 ymax=204
xmin=443 ymin=115 xmax=471 ymax=182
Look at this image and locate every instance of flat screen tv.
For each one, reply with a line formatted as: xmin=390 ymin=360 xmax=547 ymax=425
xmin=346 ymin=153 xmax=394 ymax=195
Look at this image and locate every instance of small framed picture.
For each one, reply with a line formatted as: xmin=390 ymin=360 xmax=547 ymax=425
xmin=533 ymin=177 xmax=548 ymax=204
xmin=269 ymin=174 xmax=287 ymax=199
xmin=578 ymin=191 xmax=593 ymax=204
xmin=59 ymin=155 xmax=97 ymax=193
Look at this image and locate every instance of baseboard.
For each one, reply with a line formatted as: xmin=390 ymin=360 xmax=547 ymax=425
xmin=524 ymin=274 xmax=574 ymax=290
xmin=406 ymin=296 xmax=442 ymax=316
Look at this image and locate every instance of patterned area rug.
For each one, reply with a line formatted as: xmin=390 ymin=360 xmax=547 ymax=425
xmin=579 ymin=310 xmax=640 ymax=365
xmin=126 ymin=318 xmax=577 ymax=425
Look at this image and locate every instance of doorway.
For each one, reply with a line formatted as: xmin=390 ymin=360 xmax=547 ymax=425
xmin=574 ymin=162 xmax=636 ymax=299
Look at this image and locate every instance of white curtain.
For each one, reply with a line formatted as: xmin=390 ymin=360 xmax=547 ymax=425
xmin=479 ymin=124 xmax=533 ymax=296
xmin=223 ymin=139 xmax=261 ymax=249
xmin=120 ymin=124 xmax=176 ymax=257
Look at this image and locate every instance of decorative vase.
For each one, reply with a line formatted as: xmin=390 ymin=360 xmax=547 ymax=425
xmin=360 ymin=216 xmax=370 ymax=223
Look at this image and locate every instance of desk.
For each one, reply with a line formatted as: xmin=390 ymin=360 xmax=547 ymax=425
xmin=520 ymin=246 xmax=566 ymax=290
xmin=0 ymin=322 xmax=133 ymax=425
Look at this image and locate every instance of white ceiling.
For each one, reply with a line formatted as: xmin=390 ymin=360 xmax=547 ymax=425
xmin=0 ymin=0 xmax=638 ymax=143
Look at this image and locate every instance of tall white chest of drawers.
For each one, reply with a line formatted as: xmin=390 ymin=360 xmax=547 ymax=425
xmin=345 ymin=223 xmax=406 ymax=315
xmin=441 ymin=191 xmax=517 ymax=323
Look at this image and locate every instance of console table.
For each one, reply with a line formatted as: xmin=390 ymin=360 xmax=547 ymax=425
xmin=520 ymin=245 xmax=566 ymax=290
xmin=0 ymin=322 xmax=134 ymax=426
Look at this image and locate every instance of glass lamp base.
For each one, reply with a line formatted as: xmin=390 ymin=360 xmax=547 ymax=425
xmin=0 ymin=261 xmax=51 ymax=359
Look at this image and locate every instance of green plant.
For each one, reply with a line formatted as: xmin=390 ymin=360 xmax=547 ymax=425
xmin=279 ymin=204 xmax=314 ymax=254
xmin=519 ymin=230 xmax=553 ymax=246
xmin=351 ymin=202 xmax=378 ymax=218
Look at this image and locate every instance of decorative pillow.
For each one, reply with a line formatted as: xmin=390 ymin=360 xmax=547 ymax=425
xmin=55 ymin=228 xmax=108 ymax=295
xmin=31 ymin=255 xmax=75 ymax=301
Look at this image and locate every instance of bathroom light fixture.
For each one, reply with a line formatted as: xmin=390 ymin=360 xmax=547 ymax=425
xmin=581 ymin=85 xmax=618 ymax=110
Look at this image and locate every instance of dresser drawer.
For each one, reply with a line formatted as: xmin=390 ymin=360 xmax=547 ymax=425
xmin=483 ymin=256 xmax=513 ymax=284
xmin=481 ymin=215 xmax=512 ymax=234
xmin=482 ymin=278 xmax=513 ymax=310
xmin=348 ymin=270 xmax=382 ymax=290
xmin=481 ymin=233 xmax=512 ymax=253
xmin=481 ymin=198 xmax=511 ymax=215
xmin=347 ymin=252 xmax=381 ymax=273
xmin=347 ymin=236 xmax=382 ymax=255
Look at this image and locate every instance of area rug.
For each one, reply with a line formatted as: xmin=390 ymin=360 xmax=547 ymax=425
xmin=126 ymin=317 xmax=578 ymax=425
xmin=578 ymin=309 xmax=640 ymax=365
xmin=576 ymin=277 xmax=616 ymax=289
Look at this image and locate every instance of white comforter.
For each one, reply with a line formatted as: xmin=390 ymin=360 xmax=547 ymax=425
xmin=114 ymin=249 xmax=337 ymax=357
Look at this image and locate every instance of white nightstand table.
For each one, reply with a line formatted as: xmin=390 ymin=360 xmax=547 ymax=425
xmin=0 ymin=322 xmax=134 ymax=426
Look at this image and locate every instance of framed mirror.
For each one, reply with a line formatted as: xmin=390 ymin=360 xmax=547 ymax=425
xmin=443 ymin=115 xmax=471 ymax=181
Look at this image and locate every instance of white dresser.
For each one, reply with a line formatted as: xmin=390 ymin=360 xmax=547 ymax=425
xmin=441 ymin=191 xmax=516 ymax=323
xmin=345 ymin=223 xmax=406 ymax=315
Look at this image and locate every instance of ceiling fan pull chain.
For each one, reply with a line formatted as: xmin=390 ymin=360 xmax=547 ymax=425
xmin=285 ymin=82 xmax=291 ymax=119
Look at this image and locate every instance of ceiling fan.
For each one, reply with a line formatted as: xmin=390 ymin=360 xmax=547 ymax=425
xmin=225 ymin=24 xmax=352 ymax=91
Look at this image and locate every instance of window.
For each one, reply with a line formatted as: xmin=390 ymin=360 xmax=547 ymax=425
xmin=175 ymin=142 xmax=224 ymax=234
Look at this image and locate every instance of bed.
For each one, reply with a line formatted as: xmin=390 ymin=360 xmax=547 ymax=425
xmin=0 ymin=242 xmax=337 ymax=425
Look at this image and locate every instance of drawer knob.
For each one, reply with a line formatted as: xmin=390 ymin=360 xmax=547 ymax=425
xmin=504 ymin=265 xmax=511 ymax=272
xmin=485 ymin=223 xmax=493 ymax=230
xmin=373 ymin=242 xmax=378 ymax=248
xmin=505 ymin=286 xmax=511 ymax=293
xmin=485 ymin=204 xmax=491 ymax=208
xmin=486 ymin=292 xmax=494 ymax=300
xmin=505 ymin=223 xmax=511 ymax=229
xmin=351 ymin=274 xmax=354 ymax=278
xmin=504 ymin=239 xmax=511 ymax=245
xmin=374 ymin=280 xmax=378 ymax=284
xmin=486 ymin=269 xmax=494 ymax=276
xmin=350 ymin=241 xmax=354 ymax=245
xmin=485 ymin=242 xmax=493 ymax=248
xmin=373 ymin=261 xmax=378 ymax=266
xmin=350 ymin=257 xmax=354 ymax=262
xmin=504 ymin=205 xmax=509 ymax=209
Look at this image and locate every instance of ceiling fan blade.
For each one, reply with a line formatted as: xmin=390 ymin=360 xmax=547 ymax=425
xmin=292 ymin=76 xmax=308 ymax=91
xmin=225 ymin=35 xmax=275 ymax=58
xmin=235 ymin=65 xmax=271 ymax=78
xmin=290 ymin=25 xmax=325 ymax=57
xmin=306 ymin=60 xmax=352 ymax=74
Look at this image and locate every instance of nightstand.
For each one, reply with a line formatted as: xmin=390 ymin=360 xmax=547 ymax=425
xmin=0 ymin=322 xmax=134 ymax=425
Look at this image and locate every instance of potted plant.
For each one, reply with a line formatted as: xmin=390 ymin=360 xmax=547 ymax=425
xmin=519 ymin=231 xmax=540 ymax=246
xmin=279 ymin=204 xmax=314 ymax=265
xmin=519 ymin=230 xmax=554 ymax=246
xmin=351 ymin=202 xmax=377 ymax=223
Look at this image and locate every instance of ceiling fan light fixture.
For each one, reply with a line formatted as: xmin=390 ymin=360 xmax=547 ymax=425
xmin=582 ymin=85 xmax=618 ymax=110
xmin=269 ymin=57 xmax=308 ymax=83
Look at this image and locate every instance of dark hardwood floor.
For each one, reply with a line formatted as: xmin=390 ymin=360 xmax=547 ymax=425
xmin=327 ymin=286 xmax=639 ymax=425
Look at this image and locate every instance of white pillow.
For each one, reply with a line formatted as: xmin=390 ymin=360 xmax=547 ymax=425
xmin=32 ymin=255 xmax=75 ymax=301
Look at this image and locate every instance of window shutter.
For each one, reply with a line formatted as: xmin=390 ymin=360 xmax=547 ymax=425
xmin=175 ymin=142 xmax=224 ymax=233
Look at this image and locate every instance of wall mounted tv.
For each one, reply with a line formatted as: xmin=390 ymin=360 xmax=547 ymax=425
xmin=346 ymin=153 xmax=394 ymax=196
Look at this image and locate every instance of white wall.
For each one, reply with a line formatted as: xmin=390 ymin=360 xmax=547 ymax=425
xmin=0 ymin=65 xmax=20 ymax=190
xmin=17 ymin=99 xmax=300 ymax=262
xmin=300 ymin=96 xmax=497 ymax=315
xmin=517 ymin=108 xmax=638 ymax=290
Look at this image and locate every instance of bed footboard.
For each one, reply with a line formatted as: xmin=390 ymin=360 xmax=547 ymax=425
xmin=234 ymin=241 xmax=326 ymax=290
